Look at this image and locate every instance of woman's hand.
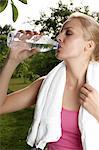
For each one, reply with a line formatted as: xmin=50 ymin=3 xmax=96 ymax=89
xmin=80 ymin=83 xmax=99 ymax=122
xmin=8 ymin=30 xmax=38 ymax=64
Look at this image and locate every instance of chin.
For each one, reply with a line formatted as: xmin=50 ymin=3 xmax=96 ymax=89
xmin=55 ymin=53 xmax=63 ymax=61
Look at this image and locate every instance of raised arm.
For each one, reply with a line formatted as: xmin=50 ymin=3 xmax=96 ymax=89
xmin=0 ymin=30 xmax=44 ymax=115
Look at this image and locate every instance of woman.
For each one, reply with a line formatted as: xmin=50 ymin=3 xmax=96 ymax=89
xmin=0 ymin=12 xmax=99 ymax=150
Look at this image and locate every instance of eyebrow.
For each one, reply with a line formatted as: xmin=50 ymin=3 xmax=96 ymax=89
xmin=62 ymin=27 xmax=73 ymax=30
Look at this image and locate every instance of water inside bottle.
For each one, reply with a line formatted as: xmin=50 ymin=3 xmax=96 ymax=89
xmin=27 ymin=43 xmax=58 ymax=52
xmin=26 ymin=35 xmax=58 ymax=52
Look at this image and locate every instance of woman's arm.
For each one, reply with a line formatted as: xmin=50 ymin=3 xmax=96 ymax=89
xmin=0 ymin=75 xmax=45 ymax=115
xmin=0 ymin=31 xmax=43 ymax=115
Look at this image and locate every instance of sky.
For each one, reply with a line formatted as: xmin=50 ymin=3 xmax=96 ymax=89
xmin=0 ymin=0 xmax=99 ymax=30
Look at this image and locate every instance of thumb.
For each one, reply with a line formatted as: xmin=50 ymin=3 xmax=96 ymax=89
xmin=24 ymin=48 xmax=38 ymax=57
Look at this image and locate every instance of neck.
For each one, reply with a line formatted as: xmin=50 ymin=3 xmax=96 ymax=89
xmin=64 ymin=58 xmax=90 ymax=90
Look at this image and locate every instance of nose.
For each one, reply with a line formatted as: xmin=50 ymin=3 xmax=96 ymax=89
xmin=56 ymin=32 xmax=62 ymax=43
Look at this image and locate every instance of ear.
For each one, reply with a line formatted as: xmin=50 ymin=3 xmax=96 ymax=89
xmin=85 ymin=40 xmax=96 ymax=52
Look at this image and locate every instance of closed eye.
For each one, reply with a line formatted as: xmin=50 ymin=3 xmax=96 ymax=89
xmin=59 ymin=28 xmax=73 ymax=36
xmin=65 ymin=30 xmax=73 ymax=36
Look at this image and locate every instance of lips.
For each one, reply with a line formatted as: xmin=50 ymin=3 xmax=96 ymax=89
xmin=58 ymin=43 xmax=61 ymax=48
xmin=55 ymin=43 xmax=61 ymax=53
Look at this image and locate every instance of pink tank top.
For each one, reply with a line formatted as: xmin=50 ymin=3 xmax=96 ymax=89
xmin=47 ymin=107 xmax=83 ymax=150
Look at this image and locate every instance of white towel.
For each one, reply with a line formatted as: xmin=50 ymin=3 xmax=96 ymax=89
xmin=79 ymin=61 xmax=99 ymax=150
xmin=27 ymin=61 xmax=99 ymax=150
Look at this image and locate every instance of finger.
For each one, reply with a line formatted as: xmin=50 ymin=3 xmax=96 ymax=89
xmin=14 ymin=32 xmax=21 ymax=39
xmin=14 ymin=30 xmax=25 ymax=39
xmin=80 ymin=87 xmax=89 ymax=96
xmin=33 ymin=31 xmax=39 ymax=35
xmin=25 ymin=30 xmax=33 ymax=39
xmin=23 ymin=48 xmax=38 ymax=57
xmin=79 ymin=93 xmax=86 ymax=101
xmin=83 ymin=83 xmax=94 ymax=91
xmin=17 ymin=30 xmax=29 ymax=41
xmin=19 ymin=34 xmax=27 ymax=41
xmin=18 ymin=30 xmax=25 ymax=33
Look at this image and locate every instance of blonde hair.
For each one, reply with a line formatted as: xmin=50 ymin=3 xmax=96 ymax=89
xmin=67 ymin=12 xmax=99 ymax=61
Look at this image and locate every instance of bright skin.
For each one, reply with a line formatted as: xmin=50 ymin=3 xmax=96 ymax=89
xmin=56 ymin=18 xmax=99 ymax=121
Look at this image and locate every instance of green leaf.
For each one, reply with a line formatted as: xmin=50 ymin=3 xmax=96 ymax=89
xmin=11 ymin=0 xmax=18 ymax=22
xmin=0 ymin=0 xmax=8 ymax=13
xmin=18 ymin=0 xmax=27 ymax=4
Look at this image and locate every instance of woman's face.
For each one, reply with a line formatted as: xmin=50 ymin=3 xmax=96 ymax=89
xmin=56 ymin=18 xmax=88 ymax=61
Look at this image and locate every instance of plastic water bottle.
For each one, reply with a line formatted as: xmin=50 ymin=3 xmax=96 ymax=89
xmin=7 ymin=30 xmax=58 ymax=52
